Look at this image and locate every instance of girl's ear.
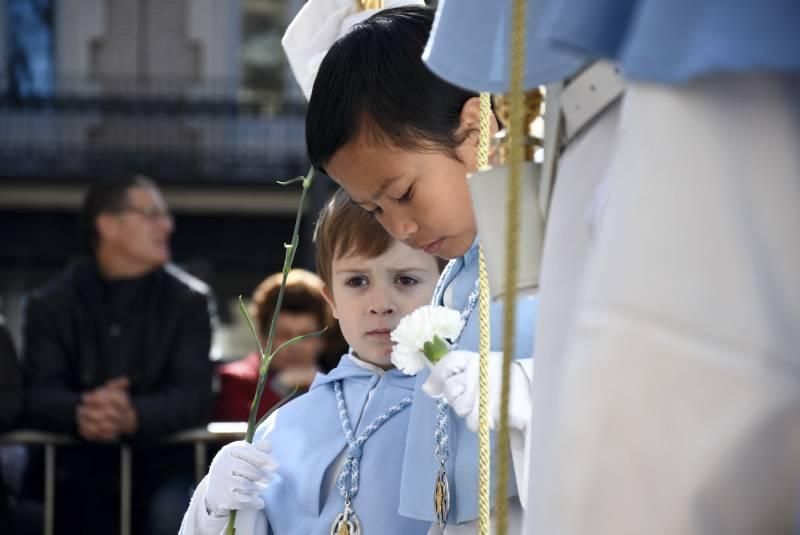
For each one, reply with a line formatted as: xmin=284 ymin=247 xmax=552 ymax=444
xmin=456 ymin=96 xmax=500 ymax=171
xmin=321 ymin=285 xmax=339 ymax=319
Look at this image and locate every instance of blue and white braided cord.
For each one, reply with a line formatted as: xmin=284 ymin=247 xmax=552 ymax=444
xmin=431 ymin=257 xmax=481 ymax=466
xmin=430 ymin=258 xmax=457 ymax=307
xmin=334 ymin=380 xmax=412 ymax=500
xmin=434 ymin=401 xmax=450 ymax=462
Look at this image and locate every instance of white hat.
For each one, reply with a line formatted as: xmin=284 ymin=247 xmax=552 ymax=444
xmin=282 ymin=0 xmax=425 ymax=101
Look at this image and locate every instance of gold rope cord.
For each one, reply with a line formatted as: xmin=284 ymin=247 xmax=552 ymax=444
xmin=476 ymin=92 xmax=493 ymax=535
xmin=358 ymin=0 xmax=384 ymax=9
xmin=496 ymin=0 xmax=526 ymax=531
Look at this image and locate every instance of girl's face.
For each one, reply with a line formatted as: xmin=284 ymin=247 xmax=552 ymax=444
xmin=326 ymin=137 xmax=478 ymax=260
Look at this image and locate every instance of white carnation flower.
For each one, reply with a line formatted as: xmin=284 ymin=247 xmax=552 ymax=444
xmin=390 ymin=343 xmax=427 ymax=376
xmin=390 ymin=305 xmax=463 ymax=375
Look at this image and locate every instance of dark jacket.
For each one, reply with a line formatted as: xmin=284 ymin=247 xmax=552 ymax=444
xmin=0 ymin=319 xmax=21 ymax=431
xmin=22 ymin=258 xmax=216 ymax=440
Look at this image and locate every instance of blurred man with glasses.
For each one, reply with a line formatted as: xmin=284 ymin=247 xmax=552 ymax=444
xmin=20 ymin=175 xmax=216 ymax=535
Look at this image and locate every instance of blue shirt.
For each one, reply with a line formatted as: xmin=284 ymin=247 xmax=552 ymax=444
xmin=398 ymin=240 xmax=539 ymax=524
xmin=424 ymin=0 xmax=800 ymax=88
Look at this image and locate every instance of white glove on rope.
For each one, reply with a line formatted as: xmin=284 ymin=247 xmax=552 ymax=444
xmin=422 ymin=351 xmax=533 ymax=433
xmin=203 ymin=440 xmax=277 ymax=518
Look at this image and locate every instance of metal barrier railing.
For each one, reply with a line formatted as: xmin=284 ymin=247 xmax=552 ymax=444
xmin=0 ymin=422 xmax=247 ymax=535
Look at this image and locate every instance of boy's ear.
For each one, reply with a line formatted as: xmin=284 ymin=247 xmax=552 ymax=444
xmin=321 ymin=285 xmax=339 ymax=319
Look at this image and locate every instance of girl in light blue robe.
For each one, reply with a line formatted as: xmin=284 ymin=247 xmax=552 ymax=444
xmin=302 ymin=7 xmax=539 ymax=530
xmin=398 ymin=242 xmax=538 ymax=528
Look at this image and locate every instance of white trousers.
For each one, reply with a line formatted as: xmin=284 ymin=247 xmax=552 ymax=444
xmin=427 ymin=497 xmax=523 ymax=535
xmin=527 ymin=74 xmax=800 ymax=535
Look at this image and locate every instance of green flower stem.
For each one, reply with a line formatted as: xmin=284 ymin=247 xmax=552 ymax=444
xmin=226 ymin=167 xmax=315 ymax=535
xmin=256 ymin=385 xmax=298 ymax=428
xmin=267 ymin=327 xmax=327 ymax=363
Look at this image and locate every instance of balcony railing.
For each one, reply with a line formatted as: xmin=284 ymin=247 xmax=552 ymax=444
xmin=0 ymin=75 xmax=309 ymax=184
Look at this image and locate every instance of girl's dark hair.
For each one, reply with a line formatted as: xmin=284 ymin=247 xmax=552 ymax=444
xmin=306 ymin=5 xmax=479 ymax=172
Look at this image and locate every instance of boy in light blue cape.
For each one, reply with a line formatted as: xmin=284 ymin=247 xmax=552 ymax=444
xmin=179 ymin=189 xmax=443 ymax=534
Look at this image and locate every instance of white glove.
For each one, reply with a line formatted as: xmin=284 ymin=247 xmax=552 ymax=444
xmin=203 ymin=440 xmax=277 ymax=518
xmin=422 ymin=351 xmax=532 ymax=433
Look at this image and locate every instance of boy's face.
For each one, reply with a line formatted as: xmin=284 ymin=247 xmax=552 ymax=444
xmin=323 ymin=241 xmax=440 ymax=368
xmin=326 ymin=138 xmax=477 ymax=260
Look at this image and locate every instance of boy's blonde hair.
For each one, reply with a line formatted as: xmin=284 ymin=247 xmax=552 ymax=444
xmin=313 ymin=188 xmax=393 ymax=288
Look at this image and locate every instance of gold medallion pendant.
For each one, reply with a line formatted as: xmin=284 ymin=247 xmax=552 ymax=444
xmin=330 ymin=500 xmax=362 ymax=535
xmin=434 ymin=466 xmax=450 ymax=528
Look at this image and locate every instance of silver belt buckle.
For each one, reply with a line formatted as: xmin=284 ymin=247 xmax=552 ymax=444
xmin=540 ymin=62 xmax=625 ymax=218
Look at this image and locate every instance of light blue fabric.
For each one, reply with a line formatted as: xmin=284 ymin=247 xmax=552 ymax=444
xmin=423 ymin=0 xmax=586 ymax=92
xmin=543 ymin=0 xmax=800 ymax=83
xmin=255 ymin=356 xmax=430 ymax=535
xmin=424 ymin=0 xmax=800 ymax=89
xmin=398 ymin=240 xmax=539 ymax=524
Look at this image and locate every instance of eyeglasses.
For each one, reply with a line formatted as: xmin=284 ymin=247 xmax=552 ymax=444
xmin=118 ymin=205 xmax=173 ymax=222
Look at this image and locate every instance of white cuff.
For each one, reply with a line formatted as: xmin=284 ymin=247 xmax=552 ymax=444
xmin=178 ymin=477 xmax=230 ymax=535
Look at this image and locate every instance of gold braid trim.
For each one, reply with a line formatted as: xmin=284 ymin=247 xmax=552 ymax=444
xmin=357 ymin=0 xmax=384 ymax=10
xmin=496 ymin=0 xmax=526 ymax=531
xmin=476 ymin=92 xmax=493 ymax=535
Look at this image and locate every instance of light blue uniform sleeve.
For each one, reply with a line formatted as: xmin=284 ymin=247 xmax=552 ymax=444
xmin=424 ymin=0 xmax=800 ymax=88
